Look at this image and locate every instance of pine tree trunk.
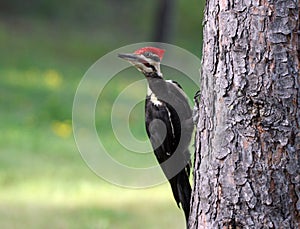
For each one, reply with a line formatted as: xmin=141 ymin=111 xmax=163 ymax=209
xmin=189 ymin=0 xmax=299 ymax=228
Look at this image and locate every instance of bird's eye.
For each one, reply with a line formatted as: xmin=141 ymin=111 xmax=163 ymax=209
xmin=143 ymin=52 xmax=152 ymax=58
xmin=143 ymin=52 xmax=160 ymax=62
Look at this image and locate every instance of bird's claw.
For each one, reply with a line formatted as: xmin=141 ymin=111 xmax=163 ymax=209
xmin=193 ymin=90 xmax=201 ymax=125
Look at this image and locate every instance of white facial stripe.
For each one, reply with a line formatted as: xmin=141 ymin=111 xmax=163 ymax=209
xmin=129 ymin=55 xmax=162 ymax=76
xmin=152 ymin=62 xmax=162 ymax=76
xmin=134 ymin=62 xmax=152 ymax=73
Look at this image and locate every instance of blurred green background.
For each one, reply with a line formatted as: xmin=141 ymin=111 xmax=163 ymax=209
xmin=0 ymin=1 xmax=204 ymax=228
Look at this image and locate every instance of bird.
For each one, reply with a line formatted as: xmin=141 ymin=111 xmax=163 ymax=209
xmin=118 ymin=47 xmax=193 ymax=224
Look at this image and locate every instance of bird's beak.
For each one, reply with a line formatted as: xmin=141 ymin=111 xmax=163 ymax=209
xmin=118 ymin=53 xmax=145 ymax=63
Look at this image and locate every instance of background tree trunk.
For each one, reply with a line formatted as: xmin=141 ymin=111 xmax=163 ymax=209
xmin=190 ymin=0 xmax=299 ymax=228
xmin=152 ymin=0 xmax=175 ymax=42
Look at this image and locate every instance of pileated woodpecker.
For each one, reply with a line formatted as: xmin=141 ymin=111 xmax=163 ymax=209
xmin=118 ymin=47 xmax=193 ymax=224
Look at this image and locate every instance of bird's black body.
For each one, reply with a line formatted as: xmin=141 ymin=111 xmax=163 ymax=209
xmin=145 ymin=76 xmax=193 ymax=223
xmin=118 ymin=47 xmax=193 ymax=226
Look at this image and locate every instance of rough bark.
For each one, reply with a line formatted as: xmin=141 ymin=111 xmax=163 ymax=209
xmin=190 ymin=0 xmax=299 ymax=228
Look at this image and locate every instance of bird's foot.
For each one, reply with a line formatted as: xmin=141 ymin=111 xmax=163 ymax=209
xmin=192 ymin=90 xmax=201 ymax=125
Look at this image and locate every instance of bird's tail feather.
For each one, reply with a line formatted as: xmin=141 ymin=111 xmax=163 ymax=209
xmin=170 ymin=169 xmax=191 ymax=226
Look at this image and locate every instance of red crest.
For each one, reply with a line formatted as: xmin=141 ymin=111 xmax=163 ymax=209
xmin=134 ymin=47 xmax=165 ymax=60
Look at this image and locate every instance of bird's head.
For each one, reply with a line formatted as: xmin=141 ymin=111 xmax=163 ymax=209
xmin=118 ymin=47 xmax=165 ymax=78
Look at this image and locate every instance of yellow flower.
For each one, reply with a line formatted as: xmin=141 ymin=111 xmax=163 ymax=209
xmin=44 ymin=69 xmax=62 ymax=89
xmin=51 ymin=120 xmax=72 ymax=138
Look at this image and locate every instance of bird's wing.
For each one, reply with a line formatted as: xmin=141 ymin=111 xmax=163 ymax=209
xmin=165 ymin=80 xmax=193 ymax=119
xmin=165 ymin=80 xmax=194 ymax=156
xmin=145 ymin=97 xmax=177 ymax=165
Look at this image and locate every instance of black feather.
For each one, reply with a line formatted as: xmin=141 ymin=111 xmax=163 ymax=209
xmin=145 ymin=79 xmax=193 ymax=226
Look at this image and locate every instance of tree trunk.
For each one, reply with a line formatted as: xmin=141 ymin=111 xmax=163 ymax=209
xmin=189 ymin=0 xmax=299 ymax=228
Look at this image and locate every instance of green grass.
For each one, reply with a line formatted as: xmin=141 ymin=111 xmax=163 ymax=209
xmin=0 ymin=71 xmax=186 ymax=228
xmin=0 ymin=173 xmax=185 ymax=229
xmin=0 ymin=3 xmax=202 ymax=227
